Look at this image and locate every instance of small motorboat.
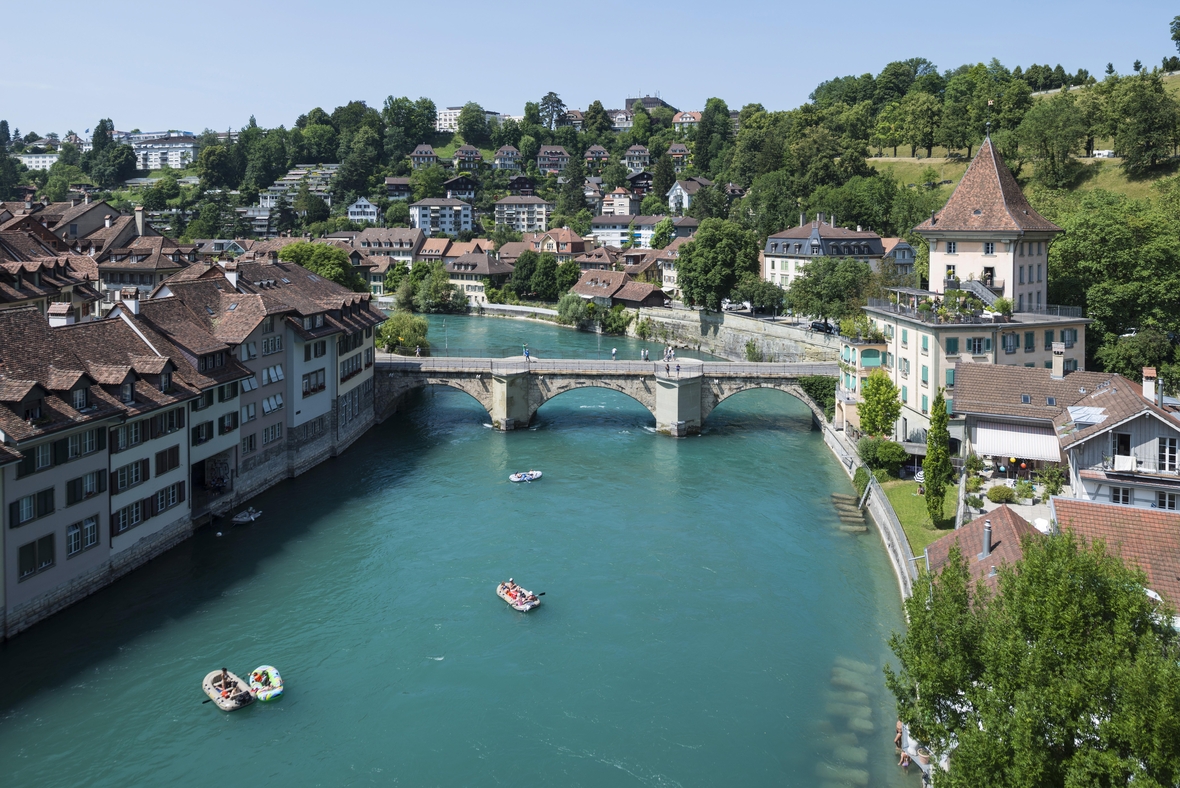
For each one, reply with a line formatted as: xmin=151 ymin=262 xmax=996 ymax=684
xmin=248 ymin=665 xmax=284 ymax=702
xmin=497 ymin=579 xmax=541 ymax=612
xmin=231 ymin=507 xmax=262 ymax=525
xmin=202 ymin=669 xmax=255 ymax=711
xmin=509 ymin=470 xmax=542 ymax=483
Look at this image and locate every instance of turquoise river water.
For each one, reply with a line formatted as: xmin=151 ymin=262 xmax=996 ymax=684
xmin=0 ymin=315 xmax=916 ymax=787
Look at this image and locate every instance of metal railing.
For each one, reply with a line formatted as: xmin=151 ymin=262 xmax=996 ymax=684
xmin=1090 ymin=456 xmax=1179 ymax=477
xmin=377 ymin=354 xmax=839 ymax=380
xmin=1014 ymin=304 xmax=1084 ymax=318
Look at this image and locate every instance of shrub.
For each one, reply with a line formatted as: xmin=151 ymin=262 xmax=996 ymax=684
xmin=853 ymin=466 xmax=869 ymax=499
xmin=797 ymin=375 xmax=838 ymax=422
xmin=965 ymin=475 xmax=983 ymax=493
xmin=858 ymin=436 xmax=908 ymax=476
xmin=556 ymin=292 xmax=588 ymax=327
xmin=1014 ymin=479 xmax=1035 ymax=500
xmin=636 ymin=317 xmax=655 ymax=340
xmin=600 ymin=304 xmax=634 ymax=335
xmin=965 ymin=452 xmax=985 ymax=475
xmin=873 ymin=468 xmax=891 ymax=485
xmin=991 ymin=296 xmax=1013 ymax=316
xmin=987 ymin=485 xmax=1016 ymax=503
xmin=745 ymin=339 xmax=764 ymax=362
xmin=965 ymin=494 xmax=984 ymax=511
xmin=377 ymin=311 xmax=429 ymax=355
xmin=1036 ymin=465 xmax=1065 ymax=496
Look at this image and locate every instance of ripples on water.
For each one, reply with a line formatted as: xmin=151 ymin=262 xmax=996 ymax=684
xmin=0 ymin=316 xmax=916 ymax=787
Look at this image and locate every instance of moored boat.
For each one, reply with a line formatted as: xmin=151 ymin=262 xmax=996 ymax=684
xmin=231 ymin=507 xmax=261 ymax=525
xmin=202 ymin=669 xmax=255 ymax=711
xmin=509 ymin=470 xmax=542 ymax=483
xmin=248 ymin=665 xmax=284 ymax=702
xmin=497 ymin=579 xmax=541 ymax=611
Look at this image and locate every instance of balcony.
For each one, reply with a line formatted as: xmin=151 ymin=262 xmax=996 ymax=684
xmin=1090 ymin=455 xmax=1179 ymax=478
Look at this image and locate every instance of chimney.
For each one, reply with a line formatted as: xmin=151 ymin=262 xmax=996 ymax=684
xmin=266 ymin=250 xmax=279 ymax=264
xmin=104 ymin=214 xmax=112 ymax=228
xmin=1051 ymin=341 xmax=1065 ymax=380
xmin=856 ymin=225 xmax=862 ymax=232
xmin=930 ymin=210 xmax=937 ymax=226
xmin=223 ymin=259 xmax=239 ymax=289
xmin=1143 ymin=367 xmax=1162 ymax=406
xmin=71 ymin=198 xmax=78 ymax=208
xmin=134 ymin=206 xmax=145 ymax=237
xmin=816 ymin=212 xmax=824 ymax=226
xmin=979 ymin=520 xmax=992 ymax=560
xmin=84 ymin=193 xmax=90 ymax=205
xmin=120 ymin=287 xmax=140 ymax=315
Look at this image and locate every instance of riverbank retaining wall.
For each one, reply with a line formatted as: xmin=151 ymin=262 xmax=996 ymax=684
xmin=634 ymin=308 xmax=841 ymax=362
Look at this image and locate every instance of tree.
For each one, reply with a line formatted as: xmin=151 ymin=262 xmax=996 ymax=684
xmin=385 ymin=200 xmax=410 ymax=227
xmin=1094 ymin=329 xmax=1176 ymax=381
xmin=651 ymin=152 xmax=676 ymax=201
xmin=556 ymin=292 xmax=589 ymax=326
xmin=871 ymin=101 xmax=905 ymax=156
xmin=0 ymin=153 xmax=20 ymax=200
xmin=857 ymin=369 xmax=901 ymax=437
xmin=583 ymin=100 xmax=612 ymax=136
xmin=901 ymin=92 xmax=942 ymax=158
xmin=539 ymin=92 xmax=567 ymax=130
xmin=0 ymin=120 xmax=10 ymax=152
xmin=529 ymin=252 xmax=560 ymax=301
xmin=630 ymin=102 xmax=651 ymax=145
xmin=640 ymin=194 xmax=665 ymax=215
xmin=410 ymin=164 xmax=447 ymax=201
xmin=556 ymin=258 xmax=582 ymax=293
xmin=556 ymin=153 xmax=585 ymax=216
xmin=693 ymin=98 xmax=733 ymax=176
xmin=294 ymin=180 xmax=330 ymax=224
xmin=457 ymin=102 xmax=491 ymax=147
xmin=414 ymin=261 xmax=467 ymax=312
xmin=787 ymin=256 xmax=872 ymax=322
xmin=887 ymin=533 xmax=1180 ymax=788
xmin=90 ymin=119 xmax=113 ymax=158
xmin=510 ymin=249 xmax=539 ymax=296
xmin=1017 ymin=92 xmax=1087 ymax=188
xmin=650 ymin=217 xmax=674 ymax=250
xmin=196 ymin=145 xmax=233 ymax=190
xmin=274 ymin=192 xmax=298 ymax=234
xmin=277 ymin=241 xmax=367 ymax=291
xmin=377 ymin=310 xmax=429 ymax=355
xmin=923 ymin=387 xmax=952 ymax=526
xmin=1110 ymin=71 xmax=1179 ymax=176
xmin=675 ymin=219 xmax=760 ymax=311
xmin=601 ymin=160 xmax=629 ymax=191
xmin=733 ymin=274 xmax=786 ymax=314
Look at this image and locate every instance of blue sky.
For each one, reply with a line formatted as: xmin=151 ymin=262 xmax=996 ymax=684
xmin=4 ymin=0 xmax=1176 ymax=135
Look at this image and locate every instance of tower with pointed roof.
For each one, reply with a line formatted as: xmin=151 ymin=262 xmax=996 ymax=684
xmin=915 ymin=137 xmax=1061 ymax=312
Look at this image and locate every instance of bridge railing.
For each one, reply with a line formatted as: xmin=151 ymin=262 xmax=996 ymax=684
xmin=699 ymin=362 xmax=839 ymax=377
xmin=377 ymin=355 xmax=840 ymax=379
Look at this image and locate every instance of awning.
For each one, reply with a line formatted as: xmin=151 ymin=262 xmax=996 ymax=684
xmin=973 ymin=421 xmax=1062 ymax=462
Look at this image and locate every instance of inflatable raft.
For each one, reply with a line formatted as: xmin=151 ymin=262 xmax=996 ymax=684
xmin=231 ymin=507 xmax=261 ymax=525
xmin=249 ymin=665 xmax=284 ymax=702
xmin=509 ymin=471 xmax=542 ymax=483
xmin=202 ymin=670 xmax=255 ymax=711
xmin=497 ymin=581 xmax=541 ymax=612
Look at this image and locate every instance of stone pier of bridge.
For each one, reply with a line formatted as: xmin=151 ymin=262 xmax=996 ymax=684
xmin=374 ymin=356 xmax=837 ymax=436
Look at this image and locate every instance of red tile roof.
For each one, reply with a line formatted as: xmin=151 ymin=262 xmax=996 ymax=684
xmin=1052 ymin=497 xmax=1180 ymax=606
xmin=915 ymin=137 xmax=1061 ymax=235
xmin=926 ymin=505 xmax=1043 ymax=593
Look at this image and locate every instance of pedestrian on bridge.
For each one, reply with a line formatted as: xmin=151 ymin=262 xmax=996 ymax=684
xmin=611 ymin=347 xmax=617 ymax=360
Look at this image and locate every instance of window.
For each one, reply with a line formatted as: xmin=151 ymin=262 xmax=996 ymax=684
xmin=1110 ymin=487 xmax=1132 ymax=505
xmin=1046 ymin=397 xmax=1056 ymax=406
xmin=1037 ymin=264 xmax=1043 ymax=283
xmin=155 ymin=483 xmax=181 ymax=513
xmin=159 ymin=372 xmax=172 ymax=393
xmin=1159 ymin=492 xmax=1178 ymax=511
xmin=262 ymin=423 xmax=283 ymax=445
xmin=1024 ymin=332 xmax=1035 ymax=352
xmin=241 ymin=403 xmax=257 ymax=423
xmin=1003 ymin=333 xmax=1018 ymax=354
xmin=217 ymin=382 xmax=239 ymax=402
xmin=1063 ymin=358 xmax=1078 ymax=372
xmin=241 ymin=433 xmax=257 ymax=455
xmin=304 ymin=340 xmax=327 ymax=361
xmin=116 ymin=459 xmax=148 ymax=491
xmin=261 ymin=365 xmax=284 ymax=385
xmin=120 ymin=382 xmax=134 ymax=403
xmin=151 ymin=407 xmax=183 ymax=436
xmin=340 ymin=354 xmax=363 ymax=381
xmin=67 ymin=522 xmax=82 ymax=556
xmin=921 ymin=395 xmax=929 ymax=414
xmin=901 ymin=329 xmax=908 ymax=347
xmin=191 ymin=421 xmax=214 ymax=445
xmin=35 ymin=443 xmax=52 ymax=470
xmin=72 ymin=387 xmax=89 ymax=410
xmin=901 ymin=385 xmax=908 ymax=403
xmin=1021 ymin=394 xmax=1032 ymax=404
xmin=1160 ymin=437 xmax=1178 ymax=472
xmin=1018 ymin=294 xmax=1024 ymax=311
xmin=155 ymin=445 xmax=180 ymax=475
xmin=112 ymin=500 xmax=143 ymax=534
xmin=192 ymin=391 xmax=214 ymax=411
xmin=921 ymin=335 xmax=928 ymax=354
xmin=1019 ymin=266 xmax=1025 ymax=285
xmin=983 ymin=242 xmax=995 ymax=255
xmin=66 ymin=470 xmax=106 ymax=505
xmin=218 ymin=412 xmax=239 ymax=434
xmin=69 ymin=429 xmax=99 ymax=458
xmin=1044 ymin=330 xmax=1055 ymax=350
xmin=261 ymin=394 xmax=284 ymax=414
xmin=945 ymin=337 xmax=959 ymax=355
xmin=67 ymin=515 xmax=99 ymax=557
xmin=241 ymin=342 xmax=258 ymax=360
xmin=339 ymin=388 xmax=363 ymax=427
xmin=946 ymin=241 xmax=957 ymax=254
xmin=1062 ymin=328 xmax=1078 ymax=348
xmin=967 ymin=337 xmax=984 ymax=355
xmin=302 ymin=369 xmax=326 ymax=397
xmin=18 ymin=534 xmax=54 ymax=579
xmin=945 ymin=369 xmax=955 ymax=387
xmin=12 ymin=488 xmax=55 ymax=526
xmin=900 ymin=358 xmax=910 ymax=376
xmin=241 ymin=375 xmax=258 ymax=392
xmin=262 ymin=316 xmax=275 ymax=334
xmin=262 ymin=336 xmax=283 ymax=355
xmin=921 ymin=365 xmax=929 ymax=385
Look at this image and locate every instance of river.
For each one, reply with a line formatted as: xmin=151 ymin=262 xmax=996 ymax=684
xmin=0 ymin=314 xmax=915 ymax=787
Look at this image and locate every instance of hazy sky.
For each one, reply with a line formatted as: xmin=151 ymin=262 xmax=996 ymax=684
xmin=4 ymin=0 xmax=1176 ymax=135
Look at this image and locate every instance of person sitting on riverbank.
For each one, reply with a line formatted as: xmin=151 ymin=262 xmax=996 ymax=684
xmin=899 ymin=751 xmax=910 ymax=771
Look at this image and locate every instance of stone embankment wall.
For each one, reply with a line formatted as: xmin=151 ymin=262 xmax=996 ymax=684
xmin=633 ymin=308 xmax=840 ymax=362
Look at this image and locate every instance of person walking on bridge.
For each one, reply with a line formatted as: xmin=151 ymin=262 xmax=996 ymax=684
xmin=611 ymin=347 xmax=617 ymax=360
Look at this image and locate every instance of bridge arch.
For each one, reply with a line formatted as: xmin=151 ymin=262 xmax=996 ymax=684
xmin=701 ymin=380 xmax=825 ymax=424
xmin=527 ymin=376 xmax=657 ymax=424
xmin=376 ymin=371 xmax=496 ymax=422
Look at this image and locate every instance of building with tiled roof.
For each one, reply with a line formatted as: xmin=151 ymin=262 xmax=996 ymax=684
xmin=384 ymin=176 xmax=412 ymax=201
xmin=1052 ymin=497 xmax=1180 ymax=609
xmin=574 ymin=246 xmax=620 ymax=272
xmin=584 ymin=145 xmax=610 ymax=169
xmin=415 ymin=237 xmax=452 ymax=266
xmin=915 ymin=136 xmax=1062 ymax=310
xmin=494 ymin=196 xmax=553 ymax=233
xmin=666 ymin=142 xmax=690 ymax=172
xmin=570 ymin=270 xmax=665 ymax=308
xmin=624 ymin=144 xmax=650 ymax=174
xmin=536 ymin=146 xmax=570 ymax=173
xmin=452 ymin=145 xmax=482 ymax=170
xmin=493 ymin=146 xmax=520 ymax=171
xmin=446 ymin=252 xmax=514 ymax=305
xmin=926 ymin=506 xmax=1041 ymax=595
xmin=409 ymin=198 xmax=473 ymax=237
xmin=672 ymin=111 xmax=701 ymax=131
xmin=409 ymin=144 xmax=437 ymax=169
xmin=762 ymin=212 xmax=888 ymax=290
xmin=522 ymin=228 xmax=584 ymax=262
xmin=495 ymin=241 xmax=530 ymax=266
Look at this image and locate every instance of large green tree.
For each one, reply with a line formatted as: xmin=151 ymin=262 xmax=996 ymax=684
xmin=1110 ymin=71 xmax=1179 ymax=176
xmin=277 ymin=241 xmax=367 ymax=291
xmin=556 ymin=153 xmax=585 ymax=216
xmin=923 ymin=387 xmax=952 ymax=526
xmin=857 ymin=368 xmax=901 ymax=437
xmin=457 ymin=102 xmax=491 ymax=147
xmin=887 ymin=534 xmax=1180 ymax=788
xmin=1017 ymin=92 xmax=1087 ymax=188
xmin=901 ymin=91 xmax=943 ymax=158
xmin=651 ymin=152 xmax=676 ymax=202
xmin=675 ymin=219 xmax=760 ymax=311
xmin=556 ymin=258 xmax=582 ymax=294
xmin=786 ymin=256 xmax=872 ymax=323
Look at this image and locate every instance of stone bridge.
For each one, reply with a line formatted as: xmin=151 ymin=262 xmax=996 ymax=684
xmin=374 ymin=355 xmax=838 ymax=436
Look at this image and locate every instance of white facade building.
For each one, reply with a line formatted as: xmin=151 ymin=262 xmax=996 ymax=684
xmin=409 ymin=199 xmax=473 ymax=236
xmin=133 ymin=134 xmax=198 ymax=171
xmin=16 ymin=153 xmax=59 ymax=171
xmin=347 ymin=197 xmax=379 ymax=224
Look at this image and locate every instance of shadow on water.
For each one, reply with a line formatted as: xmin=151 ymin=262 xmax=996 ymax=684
xmin=0 ymin=392 xmax=449 ymax=714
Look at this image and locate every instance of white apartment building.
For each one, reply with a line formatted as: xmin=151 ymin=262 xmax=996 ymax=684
xmin=133 ymin=133 xmax=198 ymax=170
xmin=493 ymin=196 xmax=553 ymax=233
xmin=347 ymin=197 xmax=379 ymax=224
xmin=16 ymin=153 xmax=59 ymax=171
xmin=435 ymin=106 xmax=501 ymax=133
xmin=409 ymin=199 xmax=473 ymax=237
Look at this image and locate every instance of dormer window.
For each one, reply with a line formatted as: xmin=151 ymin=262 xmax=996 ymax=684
xmin=159 ymin=372 xmax=172 ymax=393
xmin=24 ymin=402 xmax=42 ymax=422
xmin=314 ymin=314 xmax=324 ymax=328
xmin=121 ymin=382 xmax=134 ymax=403
xmin=72 ymin=388 xmax=89 ymax=410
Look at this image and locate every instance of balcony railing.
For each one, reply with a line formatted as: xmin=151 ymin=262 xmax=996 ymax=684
xmin=1091 ymin=455 xmax=1179 ymax=477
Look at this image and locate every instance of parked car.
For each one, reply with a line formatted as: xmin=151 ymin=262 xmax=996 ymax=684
xmin=810 ymin=321 xmax=835 ymax=334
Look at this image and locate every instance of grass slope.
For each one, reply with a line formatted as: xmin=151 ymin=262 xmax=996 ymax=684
xmin=882 ymin=478 xmax=956 ymax=555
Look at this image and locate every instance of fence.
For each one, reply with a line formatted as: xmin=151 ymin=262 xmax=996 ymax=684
xmin=864 ymin=476 xmax=918 ymax=599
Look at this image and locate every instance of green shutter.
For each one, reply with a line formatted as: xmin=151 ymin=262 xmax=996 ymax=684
xmin=1025 ymin=331 xmax=1034 ymax=351
xmin=984 ymin=337 xmax=992 ymax=352
xmin=921 ymin=365 xmax=928 ymax=383
xmin=901 ymin=386 xmax=907 ymax=403
xmin=946 ymin=398 xmax=953 ymax=414
xmin=946 ymin=369 xmax=955 ymax=387
xmin=946 ymin=337 xmax=959 ymax=355
xmin=67 ymin=478 xmax=81 ymax=506
xmin=53 ymin=439 xmax=69 ymax=465
xmin=95 ymin=427 xmax=106 ymax=450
